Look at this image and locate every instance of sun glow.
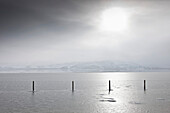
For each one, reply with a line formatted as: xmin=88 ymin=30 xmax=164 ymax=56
xmin=99 ymin=8 xmax=129 ymax=32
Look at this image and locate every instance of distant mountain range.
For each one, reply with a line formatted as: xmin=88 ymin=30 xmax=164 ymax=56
xmin=0 ymin=61 xmax=170 ymax=73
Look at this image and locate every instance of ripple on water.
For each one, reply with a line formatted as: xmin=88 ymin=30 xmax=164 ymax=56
xmin=99 ymin=96 xmax=116 ymax=103
xmin=99 ymin=98 xmax=116 ymax=102
xmin=128 ymin=101 xmax=143 ymax=105
xmin=156 ymin=98 xmax=165 ymax=100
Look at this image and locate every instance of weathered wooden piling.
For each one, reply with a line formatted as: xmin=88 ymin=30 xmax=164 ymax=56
xmin=32 ymin=81 xmax=35 ymax=92
xmin=144 ymin=80 xmax=146 ymax=91
xmin=109 ymin=80 xmax=111 ymax=92
xmin=72 ymin=81 xmax=74 ymax=92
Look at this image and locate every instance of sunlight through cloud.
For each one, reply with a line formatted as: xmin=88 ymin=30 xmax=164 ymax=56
xmin=99 ymin=7 xmax=129 ymax=32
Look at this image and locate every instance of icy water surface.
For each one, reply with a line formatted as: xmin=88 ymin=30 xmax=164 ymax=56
xmin=0 ymin=72 xmax=170 ymax=113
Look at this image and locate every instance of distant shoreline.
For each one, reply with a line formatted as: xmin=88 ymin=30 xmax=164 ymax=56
xmin=0 ymin=69 xmax=170 ymax=73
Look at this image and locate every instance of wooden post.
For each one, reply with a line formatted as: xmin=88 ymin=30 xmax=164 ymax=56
xmin=72 ymin=81 xmax=74 ymax=92
xmin=109 ymin=80 xmax=111 ymax=92
xmin=144 ymin=80 xmax=146 ymax=91
xmin=32 ymin=81 xmax=35 ymax=92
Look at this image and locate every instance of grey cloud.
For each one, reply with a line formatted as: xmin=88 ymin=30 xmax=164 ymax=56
xmin=1 ymin=0 xmax=170 ymax=67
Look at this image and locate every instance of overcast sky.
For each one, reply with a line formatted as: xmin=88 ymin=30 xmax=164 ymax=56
xmin=0 ymin=0 xmax=170 ymax=67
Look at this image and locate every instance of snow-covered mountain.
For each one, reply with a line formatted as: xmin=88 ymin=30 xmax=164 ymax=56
xmin=61 ymin=61 xmax=151 ymax=72
xmin=0 ymin=61 xmax=166 ymax=73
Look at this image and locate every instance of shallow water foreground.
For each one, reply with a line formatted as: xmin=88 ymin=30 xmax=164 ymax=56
xmin=0 ymin=72 xmax=170 ymax=113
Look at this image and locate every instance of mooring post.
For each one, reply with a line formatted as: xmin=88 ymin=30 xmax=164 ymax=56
xmin=144 ymin=80 xmax=146 ymax=91
xmin=109 ymin=80 xmax=111 ymax=92
xmin=72 ymin=81 xmax=74 ymax=92
xmin=32 ymin=81 xmax=35 ymax=92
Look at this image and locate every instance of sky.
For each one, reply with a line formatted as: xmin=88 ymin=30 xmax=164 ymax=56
xmin=0 ymin=0 xmax=170 ymax=67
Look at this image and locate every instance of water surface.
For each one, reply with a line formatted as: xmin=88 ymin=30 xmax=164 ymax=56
xmin=0 ymin=72 xmax=170 ymax=113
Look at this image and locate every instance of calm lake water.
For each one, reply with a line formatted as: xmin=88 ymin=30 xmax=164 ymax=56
xmin=0 ymin=72 xmax=170 ymax=113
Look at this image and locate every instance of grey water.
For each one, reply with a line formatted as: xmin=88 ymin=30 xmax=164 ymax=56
xmin=0 ymin=72 xmax=170 ymax=113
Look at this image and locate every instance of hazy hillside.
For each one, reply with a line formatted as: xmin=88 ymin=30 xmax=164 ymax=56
xmin=0 ymin=61 xmax=168 ymax=73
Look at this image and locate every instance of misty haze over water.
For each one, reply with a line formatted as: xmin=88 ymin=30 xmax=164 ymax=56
xmin=0 ymin=61 xmax=170 ymax=73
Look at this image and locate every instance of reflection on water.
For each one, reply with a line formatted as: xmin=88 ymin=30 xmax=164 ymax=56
xmin=0 ymin=72 xmax=170 ymax=113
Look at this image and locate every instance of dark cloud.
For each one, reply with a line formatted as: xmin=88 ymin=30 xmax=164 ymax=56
xmin=0 ymin=1 xmax=78 ymax=36
xmin=0 ymin=0 xmax=107 ymax=44
xmin=0 ymin=1 xmax=43 ymax=35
